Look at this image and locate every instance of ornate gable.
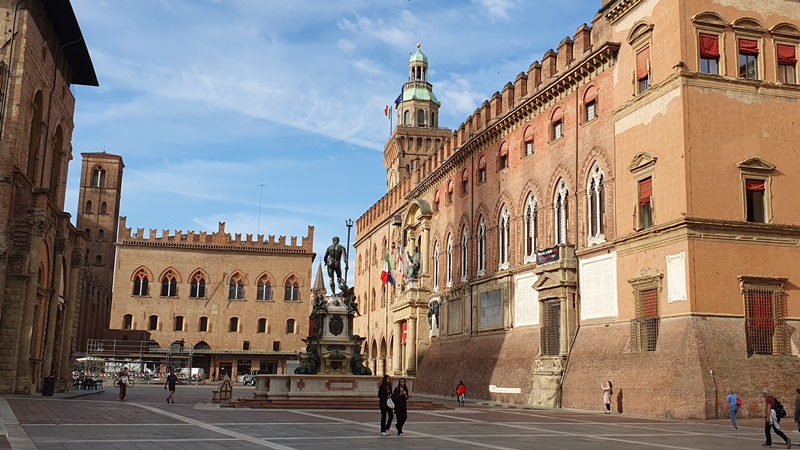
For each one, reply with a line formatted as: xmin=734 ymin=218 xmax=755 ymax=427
xmin=737 ymin=157 xmax=776 ymax=173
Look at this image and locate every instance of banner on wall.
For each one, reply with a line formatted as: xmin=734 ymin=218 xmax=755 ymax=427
xmin=535 ymin=246 xmax=560 ymax=265
xmin=402 ymin=322 xmax=408 ymax=344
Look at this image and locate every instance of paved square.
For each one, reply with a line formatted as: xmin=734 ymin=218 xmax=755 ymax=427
xmin=0 ymin=385 xmax=789 ymax=449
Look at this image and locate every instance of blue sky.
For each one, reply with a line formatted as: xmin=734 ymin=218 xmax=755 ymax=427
xmin=66 ymin=0 xmax=600 ymax=284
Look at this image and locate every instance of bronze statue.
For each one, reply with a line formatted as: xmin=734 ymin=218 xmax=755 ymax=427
xmin=294 ymin=344 xmax=321 ymax=374
xmin=428 ymin=299 xmax=440 ymax=329
xmin=324 ymin=236 xmax=348 ymax=295
xmin=407 ymin=246 xmax=421 ymax=280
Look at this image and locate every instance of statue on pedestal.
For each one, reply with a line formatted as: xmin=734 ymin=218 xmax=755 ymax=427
xmin=324 ymin=236 xmax=348 ymax=295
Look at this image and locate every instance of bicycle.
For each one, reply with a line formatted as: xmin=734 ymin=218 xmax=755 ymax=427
xmin=112 ymin=377 xmax=135 ymax=388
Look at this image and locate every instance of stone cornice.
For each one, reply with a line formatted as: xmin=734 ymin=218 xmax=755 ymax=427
xmin=408 ymin=42 xmax=620 ymax=200
xmin=601 ymin=0 xmax=647 ymax=24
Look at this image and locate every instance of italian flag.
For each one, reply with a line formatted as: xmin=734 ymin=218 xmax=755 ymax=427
xmin=381 ymin=254 xmax=395 ymax=286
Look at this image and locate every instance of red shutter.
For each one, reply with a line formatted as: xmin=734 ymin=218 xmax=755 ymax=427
xmin=699 ymin=33 xmax=720 ymax=58
xmin=402 ymin=322 xmax=408 ymax=344
xmin=499 ymin=142 xmax=508 ymax=158
xmin=738 ymin=39 xmax=759 ymax=56
xmin=552 ymin=107 xmax=564 ymax=122
xmin=746 ymin=179 xmax=766 ymax=192
xmin=636 ymin=46 xmax=650 ymax=81
xmin=777 ymin=44 xmax=798 ymax=65
xmin=639 ymin=178 xmax=652 ymax=206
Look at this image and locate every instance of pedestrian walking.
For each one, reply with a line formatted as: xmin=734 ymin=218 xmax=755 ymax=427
xmin=118 ymin=367 xmax=129 ymax=401
xmin=793 ymin=388 xmax=800 ymax=433
xmin=763 ymin=388 xmax=791 ymax=448
xmin=211 ymin=370 xmax=216 ymax=383
xmin=725 ymin=389 xmax=740 ymax=430
xmin=456 ymin=380 xmax=467 ymax=407
xmin=378 ymin=375 xmax=394 ymax=436
xmin=601 ymin=381 xmax=613 ymax=414
xmin=164 ymin=370 xmax=178 ymax=404
xmin=392 ymin=377 xmax=410 ymax=436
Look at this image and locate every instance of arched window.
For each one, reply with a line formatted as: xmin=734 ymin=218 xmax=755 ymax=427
xmin=461 ymin=169 xmax=469 ymax=194
xmin=417 ymin=109 xmax=425 ymax=126
xmin=587 ymin=163 xmax=606 ymax=245
xmin=190 ymin=271 xmax=206 ymax=298
xmin=229 ymin=317 xmax=239 ymax=332
xmin=524 ymin=194 xmax=538 ymax=263
xmin=161 ymin=270 xmax=178 ymax=297
xmin=477 ymin=217 xmax=487 ymax=275
xmin=555 ymin=179 xmax=570 ymax=245
xmin=461 ymin=226 xmax=469 ymax=281
xmin=447 ymin=180 xmax=454 ymax=204
xmin=432 ymin=241 xmax=440 ymax=291
xmin=91 ymin=167 xmax=106 ymax=188
xmin=98 ymin=229 xmax=105 ymax=241
xmin=122 ymin=314 xmax=133 ymax=330
xmin=100 ymin=202 xmax=107 ymax=214
xmin=95 ymin=255 xmax=102 ymax=266
xmin=499 ymin=205 xmax=510 ymax=270
xmin=132 ymin=269 xmax=149 ymax=296
xmin=148 ymin=315 xmax=158 ymax=331
xmin=27 ymin=91 xmax=43 ymax=182
xmin=404 ymin=110 xmax=410 ymax=125
xmin=257 ymin=275 xmax=272 ymax=301
xmin=432 ymin=112 xmax=437 ymax=127
xmin=286 ymin=318 xmax=296 ymax=334
xmin=85 ymin=228 xmax=91 ymax=239
xmin=446 ymin=235 xmax=453 ymax=287
xmin=284 ymin=275 xmax=299 ymax=301
xmin=85 ymin=201 xmax=92 ymax=213
xmin=257 ymin=318 xmax=267 ymax=333
xmin=199 ymin=316 xmax=209 ymax=332
xmin=174 ymin=315 xmax=184 ymax=332
xmin=229 ymin=273 xmax=244 ymax=300
xmin=478 ymin=156 xmax=487 ymax=184
xmin=498 ymin=142 xmax=509 ymax=170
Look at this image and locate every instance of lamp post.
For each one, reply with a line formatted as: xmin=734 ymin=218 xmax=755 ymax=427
xmin=344 ymin=219 xmax=353 ymax=286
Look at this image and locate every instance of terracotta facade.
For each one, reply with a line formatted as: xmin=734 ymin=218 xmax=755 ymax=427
xmin=355 ymin=0 xmax=800 ymax=418
xmin=108 ymin=219 xmax=315 ymax=379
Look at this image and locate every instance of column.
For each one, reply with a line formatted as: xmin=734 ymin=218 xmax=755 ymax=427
xmin=392 ymin=322 xmax=402 ymax=375
xmin=377 ymin=357 xmax=385 ymax=377
xmin=42 ymin=252 xmax=65 ymax=378
xmin=405 ymin=318 xmax=416 ymax=375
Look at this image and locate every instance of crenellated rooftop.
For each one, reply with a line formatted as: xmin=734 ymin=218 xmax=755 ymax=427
xmin=359 ymin=21 xmax=617 ymax=237
xmin=116 ymin=217 xmax=315 ymax=254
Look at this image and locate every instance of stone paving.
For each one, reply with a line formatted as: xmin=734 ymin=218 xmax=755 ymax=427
xmin=0 ymin=384 xmax=794 ymax=449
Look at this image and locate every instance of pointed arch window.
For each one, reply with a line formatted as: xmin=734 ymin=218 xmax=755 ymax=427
xmin=91 ymin=167 xmax=106 ymax=188
xmin=432 ymin=241 xmax=440 ymax=292
xmin=477 ymin=217 xmax=487 ymax=276
xmin=446 ymin=235 xmax=453 ymax=288
xmin=100 ymin=202 xmax=107 ymax=214
xmin=499 ymin=205 xmax=510 ymax=270
xmin=257 ymin=275 xmax=273 ymax=301
xmin=524 ymin=194 xmax=538 ymax=263
xmin=587 ymin=164 xmax=606 ymax=246
xmin=461 ymin=227 xmax=469 ymax=281
xmin=190 ymin=272 xmax=206 ymax=299
xmin=161 ymin=270 xmax=178 ymax=297
xmin=132 ymin=269 xmax=150 ymax=296
xmin=284 ymin=275 xmax=299 ymax=302
xmin=554 ymin=180 xmax=569 ymax=245
xmin=229 ymin=273 xmax=245 ymax=300
xmin=257 ymin=318 xmax=267 ymax=333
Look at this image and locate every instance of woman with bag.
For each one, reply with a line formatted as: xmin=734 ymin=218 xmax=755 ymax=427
xmin=378 ymin=375 xmax=394 ymax=436
xmin=601 ymin=381 xmax=613 ymax=414
xmin=392 ymin=377 xmax=411 ymax=436
xmin=725 ymin=389 xmax=741 ymax=430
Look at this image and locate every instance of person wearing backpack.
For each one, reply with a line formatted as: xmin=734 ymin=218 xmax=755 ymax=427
xmin=763 ymin=388 xmax=791 ymax=448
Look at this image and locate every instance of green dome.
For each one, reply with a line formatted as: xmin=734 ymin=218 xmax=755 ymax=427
xmin=410 ymin=47 xmax=428 ymax=63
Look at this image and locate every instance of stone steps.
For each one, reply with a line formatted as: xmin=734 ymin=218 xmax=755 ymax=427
xmin=225 ymin=397 xmax=451 ymax=410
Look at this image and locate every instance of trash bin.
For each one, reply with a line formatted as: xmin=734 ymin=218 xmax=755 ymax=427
xmin=42 ymin=376 xmax=55 ymax=396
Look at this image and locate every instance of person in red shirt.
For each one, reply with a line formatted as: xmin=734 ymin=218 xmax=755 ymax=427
xmin=763 ymin=388 xmax=791 ymax=448
xmin=456 ymin=381 xmax=466 ymax=407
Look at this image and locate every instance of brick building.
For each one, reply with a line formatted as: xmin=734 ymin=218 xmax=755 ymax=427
xmin=354 ymin=0 xmax=800 ymax=418
xmin=108 ymin=219 xmax=315 ymax=379
xmin=0 ymin=0 xmax=103 ymax=394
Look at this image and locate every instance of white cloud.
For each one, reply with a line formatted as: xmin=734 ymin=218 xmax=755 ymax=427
xmin=472 ymin=0 xmax=518 ymax=21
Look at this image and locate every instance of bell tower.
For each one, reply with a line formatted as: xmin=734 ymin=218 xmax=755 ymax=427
xmin=384 ymin=42 xmax=452 ymax=191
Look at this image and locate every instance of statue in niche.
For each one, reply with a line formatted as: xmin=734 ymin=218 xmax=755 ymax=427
xmin=428 ymin=299 xmax=440 ymax=338
xmin=407 ymin=246 xmax=421 ymax=280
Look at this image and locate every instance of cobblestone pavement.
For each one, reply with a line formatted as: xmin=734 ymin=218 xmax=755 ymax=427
xmin=0 ymin=385 xmax=793 ymax=449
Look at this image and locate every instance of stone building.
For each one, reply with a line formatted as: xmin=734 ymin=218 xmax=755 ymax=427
xmin=108 ymin=219 xmax=315 ymax=379
xmin=0 ymin=0 xmax=101 ymax=394
xmin=354 ymin=0 xmax=800 ymax=418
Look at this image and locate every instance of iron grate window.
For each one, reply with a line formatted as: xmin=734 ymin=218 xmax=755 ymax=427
xmin=744 ymin=284 xmax=788 ymax=355
xmin=631 ymin=287 xmax=660 ymax=352
xmin=541 ymin=300 xmax=561 ymax=356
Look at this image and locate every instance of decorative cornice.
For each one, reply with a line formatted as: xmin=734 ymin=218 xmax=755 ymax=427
xmin=408 ymin=42 xmax=620 ymax=200
xmin=602 ymin=0 xmax=647 ymax=24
